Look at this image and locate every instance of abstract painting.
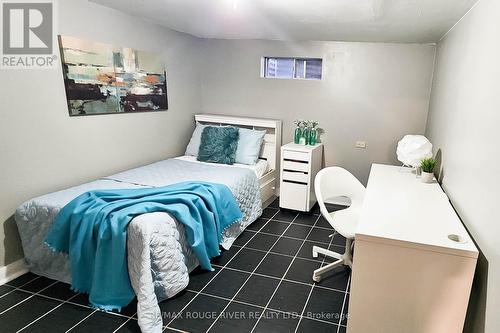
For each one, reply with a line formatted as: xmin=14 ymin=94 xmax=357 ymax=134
xmin=58 ymin=35 xmax=168 ymax=116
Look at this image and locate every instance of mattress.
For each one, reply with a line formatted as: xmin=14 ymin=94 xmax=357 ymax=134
xmin=174 ymin=155 xmax=269 ymax=178
xmin=15 ymin=158 xmax=263 ymax=333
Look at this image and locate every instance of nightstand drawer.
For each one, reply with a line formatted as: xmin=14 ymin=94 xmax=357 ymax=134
xmin=279 ymin=142 xmax=323 ymax=212
xmin=280 ymin=181 xmax=308 ymax=211
xmin=283 ymin=160 xmax=309 ymax=172
xmin=282 ymin=170 xmax=309 ymax=184
xmin=283 ymin=150 xmax=310 ymax=162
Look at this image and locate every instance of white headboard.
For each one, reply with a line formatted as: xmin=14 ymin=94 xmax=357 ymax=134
xmin=194 ymin=114 xmax=282 ymax=171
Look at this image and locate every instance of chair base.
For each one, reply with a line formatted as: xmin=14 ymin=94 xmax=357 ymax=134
xmin=312 ymin=238 xmax=353 ymax=282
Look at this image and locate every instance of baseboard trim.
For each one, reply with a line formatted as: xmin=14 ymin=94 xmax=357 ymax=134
xmin=0 ymin=258 xmax=28 ymax=285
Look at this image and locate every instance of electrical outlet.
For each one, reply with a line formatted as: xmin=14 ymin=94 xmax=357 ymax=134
xmin=355 ymin=141 xmax=367 ymax=148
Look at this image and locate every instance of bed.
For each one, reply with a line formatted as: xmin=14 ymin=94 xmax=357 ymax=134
xmin=14 ymin=114 xmax=282 ymax=333
xmin=193 ymin=114 xmax=282 ymax=206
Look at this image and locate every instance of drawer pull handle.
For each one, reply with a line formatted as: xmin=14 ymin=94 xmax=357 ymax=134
xmin=283 ymin=180 xmax=308 ymax=185
xmin=283 ymin=169 xmax=308 ymax=174
xmin=283 ymin=158 xmax=308 ymax=164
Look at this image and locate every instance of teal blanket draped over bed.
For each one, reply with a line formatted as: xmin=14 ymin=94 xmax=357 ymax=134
xmin=45 ymin=181 xmax=242 ymax=311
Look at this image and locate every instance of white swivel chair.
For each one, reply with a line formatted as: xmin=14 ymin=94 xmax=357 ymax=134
xmin=312 ymin=167 xmax=366 ymax=282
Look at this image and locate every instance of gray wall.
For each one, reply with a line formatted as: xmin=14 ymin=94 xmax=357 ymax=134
xmin=200 ymin=39 xmax=436 ymax=184
xmin=0 ymin=0 xmax=202 ymax=266
xmin=426 ymin=0 xmax=500 ymax=332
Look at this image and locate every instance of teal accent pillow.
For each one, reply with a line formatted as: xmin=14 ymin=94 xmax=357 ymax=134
xmin=235 ymin=128 xmax=266 ymax=165
xmin=198 ymin=126 xmax=240 ymax=165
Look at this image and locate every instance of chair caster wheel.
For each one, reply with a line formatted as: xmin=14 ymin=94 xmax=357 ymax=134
xmin=312 ymin=275 xmax=321 ymax=282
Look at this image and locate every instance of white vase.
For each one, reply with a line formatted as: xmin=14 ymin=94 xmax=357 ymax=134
xmin=421 ymin=171 xmax=434 ymax=183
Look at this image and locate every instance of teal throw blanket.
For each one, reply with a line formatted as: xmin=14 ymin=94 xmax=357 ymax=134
xmin=45 ymin=181 xmax=242 ymax=311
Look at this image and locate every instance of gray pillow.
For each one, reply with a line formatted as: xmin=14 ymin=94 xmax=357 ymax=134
xmin=185 ymin=123 xmax=207 ymax=156
xmin=235 ymin=128 xmax=266 ymax=165
xmin=197 ymin=126 xmax=239 ymax=165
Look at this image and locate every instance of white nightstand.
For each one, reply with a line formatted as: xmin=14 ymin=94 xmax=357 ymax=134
xmin=279 ymin=142 xmax=323 ymax=212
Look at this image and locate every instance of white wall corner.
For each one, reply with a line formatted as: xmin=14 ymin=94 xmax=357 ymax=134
xmin=0 ymin=258 xmax=28 ymax=285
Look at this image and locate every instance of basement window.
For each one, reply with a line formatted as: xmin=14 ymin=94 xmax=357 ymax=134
xmin=261 ymin=57 xmax=322 ymax=80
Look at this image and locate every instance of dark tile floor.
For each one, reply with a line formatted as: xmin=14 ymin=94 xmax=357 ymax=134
xmin=0 ymin=199 xmax=350 ymax=333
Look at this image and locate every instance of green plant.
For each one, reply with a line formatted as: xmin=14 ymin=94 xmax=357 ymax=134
xmin=293 ymin=119 xmax=306 ymax=128
xmin=307 ymin=120 xmax=319 ymax=128
xmin=421 ymin=158 xmax=436 ymax=173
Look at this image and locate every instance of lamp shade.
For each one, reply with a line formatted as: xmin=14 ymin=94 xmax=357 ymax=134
xmin=396 ymin=135 xmax=433 ymax=167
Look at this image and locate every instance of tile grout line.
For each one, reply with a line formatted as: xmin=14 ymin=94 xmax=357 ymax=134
xmin=8 ymin=281 xmax=135 ymax=318
xmin=229 ymin=241 xmax=343 ymax=264
xmin=1 ymin=274 xmax=138 ymax=326
xmin=7 ymin=285 xmax=136 ymax=321
xmin=249 ymin=213 xmax=322 ymax=333
xmin=269 ymin=218 xmax=333 ymax=231
xmin=200 ymin=265 xmax=349 ymax=294
xmin=336 ymin=275 xmax=351 ymax=332
xmin=3 ymin=275 xmax=40 ymax=288
xmin=164 ymin=327 xmax=189 ymax=333
xmin=68 ymin=303 xmax=140 ymax=333
xmin=196 ymin=291 xmax=266 ymax=310
xmin=112 ymin=307 xmax=145 ymax=333
xmin=163 ymin=208 xmax=282 ymax=332
xmin=17 ymin=291 xmax=82 ymax=332
xmin=294 ymin=219 xmax=336 ymax=333
xmin=112 ymin=318 xmax=133 ymax=333
xmin=239 ymin=228 xmax=342 ymax=248
xmin=110 ymin=303 xmax=141 ymax=332
xmin=0 ymin=279 xmax=59 ymax=316
xmin=0 ymin=293 xmax=36 ymax=316
xmin=63 ymin=300 xmax=134 ymax=320
xmin=294 ymin=281 xmax=315 ymax=332
xmin=204 ymin=210 xmax=303 ymax=332
xmin=111 ymin=303 xmax=141 ymax=333
xmin=3 ymin=278 xmax=137 ymax=332
xmin=190 ymin=290 xmax=340 ymax=328
xmin=65 ymin=309 xmax=98 ymax=333
xmin=0 ymin=275 xmax=41 ymax=300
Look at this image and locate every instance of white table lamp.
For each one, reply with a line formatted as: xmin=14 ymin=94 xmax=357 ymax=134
xmin=396 ymin=135 xmax=433 ymax=168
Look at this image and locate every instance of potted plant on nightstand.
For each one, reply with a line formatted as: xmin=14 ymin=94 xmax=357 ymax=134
xmin=420 ymin=158 xmax=436 ymax=183
xmin=308 ymin=120 xmax=319 ymax=145
xmin=293 ymin=119 xmax=306 ymax=144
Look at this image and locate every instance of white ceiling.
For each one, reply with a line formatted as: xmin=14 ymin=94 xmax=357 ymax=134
xmin=91 ymin=0 xmax=478 ymax=43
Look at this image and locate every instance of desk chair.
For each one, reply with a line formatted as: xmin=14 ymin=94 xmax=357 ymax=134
xmin=312 ymin=167 xmax=365 ymax=282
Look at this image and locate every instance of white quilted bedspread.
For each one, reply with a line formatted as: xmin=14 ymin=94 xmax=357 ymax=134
xmin=15 ymin=159 xmax=262 ymax=333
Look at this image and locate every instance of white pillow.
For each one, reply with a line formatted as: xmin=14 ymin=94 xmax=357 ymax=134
xmin=185 ymin=123 xmax=208 ymax=156
xmin=235 ymin=128 xmax=266 ymax=165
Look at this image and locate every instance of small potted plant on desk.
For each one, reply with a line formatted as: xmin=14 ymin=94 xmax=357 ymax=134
xmin=420 ymin=158 xmax=436 ymax=183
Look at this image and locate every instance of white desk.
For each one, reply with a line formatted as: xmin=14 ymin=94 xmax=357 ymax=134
xmin=348 ymin=164 xmax=478 ymax=333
